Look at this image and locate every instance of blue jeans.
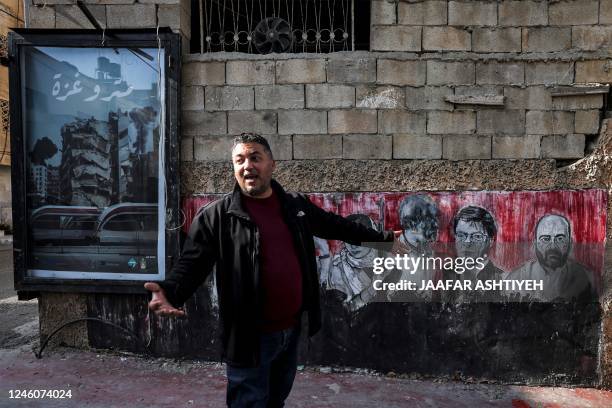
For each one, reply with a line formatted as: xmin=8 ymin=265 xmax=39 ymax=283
xmin=226 ymin=324 xmax=301 ymax=408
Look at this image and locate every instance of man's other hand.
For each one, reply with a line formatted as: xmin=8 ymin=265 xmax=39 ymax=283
xmin=144 ymin=282 xmax=186 ymax=317
xmin=392 ymin=230 xmax=411 ymax=255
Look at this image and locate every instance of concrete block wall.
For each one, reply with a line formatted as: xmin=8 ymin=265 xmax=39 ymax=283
xmin=27 ymin=0 xmax=191 ymax=51
xmin=181 ymin=53 xmax=609 ymax=162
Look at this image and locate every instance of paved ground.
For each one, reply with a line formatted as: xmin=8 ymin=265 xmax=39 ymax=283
xmin=0 ymin=243 xmax=611 ymax=407
xmin=1 ymin=338 xmax=611 ymax=408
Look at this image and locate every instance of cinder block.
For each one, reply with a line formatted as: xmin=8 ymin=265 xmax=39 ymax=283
xmin=379 ymin=111 xmax=426 ymax=134
xmin=264 ymin=135 xmax=293 ymax=160
xmin=493 ymin=135 xmax=541 ymax=159
xmin=205 ymin=86 xmax=254 ymax=111
xmin=398 ymin=1 xmax=447 ymax=25
xmin=572 ymin=26 xmax=612 ymax=51
xmin=454 ymin=85 xmax=503 ymax=97
xmin=181 ymin=137 xmax=193 ymax=161
xmin=423 ymin=27 xmax=471 ymax=51
xmin=371 ymin=26 xmax=421 ymax=52
xmin=157 ymin=4 xmax=190 ymax=37
xmin=183 ymin=111 xmax=226 ymax=135
xmin=227 ymin=111 xmax=277 ymax=134
xmin=549 ymin=0 xmax=598 ymax=25
xmin=255 ymin=85 xmax=304 ymax=110
xmin=504 ymin=86 xmax=552 ymax=110
xmin=182 ymin=86 xmax=204 ymax=111
xmin=328 ymin=110 xmax=378 ymax=134
xmin=357 ymin=86 xmax=405 ymax=109
xmin=526 ymin=111 xmax=574 ymax=135
xmin=194 ymin=135 xmax=232 ymax=161
xmin=57 ymin=5 xmax=106 ymax=28
xmin=32 ymin=0 xmax=74 ymax=3
xmin=427 ymin=61 xmax=475 ymax=85
xmin=327 ymin=58 xmax=376 ymax=84
xmin=499 ymin=1 xmax=548 ymax=26
xmin=371 ymin=0 xmax=396 ymax=25
xmin=226 ymin=61 xmax=275 ymax=85
xmin=449 ymin=1 xmax=497 ymax=26
xmin=428 ymin=111 xmax=476 ymax=134
xmin=601 ymin=0 xmax=612 ymax=24
xmin=306 ymin=84 xmax=354 ymax=109
xmin=575 ymin=110 xmax=601 ymax=134
xmin=522 ymin=27 xmax=571 ymax=52
xmin=293 ymin=135 xmax=342 ymax=159
xmin=278 ymin=111 xmax=327 ymax=135
xmin=443 ymin=135 xmax=492 ymax=160
xmin=551 ymin=95 xmax=604 ymax=110
xmin=183 ymin=62 xmax=225 ymax=86
xmin=526 ymin=62 xmax=574 ymax=85
xmin=476 ymin=62 xmax=524 ymax=85
xmin=541 ymin=134 xmax=585 ymax=159
xmin=377 ymin=60 xmax=426 ymax=86
xmin=29 ymin=5 xmax=55 ymax=28
xmin=473 ymin=28 xmax=521 ymax=52
xmin=575 ymin=60 xmax=612 ymax=83
xmin=343 ymin=134 xmax=392 ymax=159
xmin=406 ymin=86 xmax=454 ymax=110
xmin=477 ymin=110 xmax=525 ymax=135
xmin=276 ymin=59 xmax=326 ymax=84
xmin=107 ymin=4 xmax=155 ymax=28
xmin=393 ymin=134 xmax=442 ymax=159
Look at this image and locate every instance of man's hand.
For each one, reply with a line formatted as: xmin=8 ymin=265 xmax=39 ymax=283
xmin=392 ymin=230 xmax=411 ymax=255
xmin=144 ymin=282 xmax=186 ymax=317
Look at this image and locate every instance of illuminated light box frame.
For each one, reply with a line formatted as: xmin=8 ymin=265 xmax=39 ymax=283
xmin=9 ymin=29 xmax=181 ymax=295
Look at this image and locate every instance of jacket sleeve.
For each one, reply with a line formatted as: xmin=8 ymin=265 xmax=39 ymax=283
xmin=157 ymin=209 xmax=218 ymax=308
xmin=301 ymin=195 xmax=394 ymax=245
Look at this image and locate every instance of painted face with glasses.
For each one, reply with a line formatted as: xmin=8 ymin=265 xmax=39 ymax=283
xmin=454 ymin=220 xmax=491 ymax=260
xmin=535 ymin=214 xmax=571 ymax=270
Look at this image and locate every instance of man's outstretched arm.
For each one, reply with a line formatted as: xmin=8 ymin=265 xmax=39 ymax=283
xmin=144 ymin=209 xmax=219 ymax=315
xmin=301 ymin=195 xmax=399 ymax=245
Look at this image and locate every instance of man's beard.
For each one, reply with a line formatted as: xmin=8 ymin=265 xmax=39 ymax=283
xmin=536 ymin=247 xmax=569 ymax=270
xmin=243 ymin=178 xmax=270 ymax=197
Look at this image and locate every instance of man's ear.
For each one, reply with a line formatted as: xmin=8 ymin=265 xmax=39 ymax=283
xmin=271 ymin=159 xmax=276 ymax=171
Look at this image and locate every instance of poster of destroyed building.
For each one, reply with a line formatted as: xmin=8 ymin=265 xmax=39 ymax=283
xmin=184 ymin=190 xmax=605 ymax=310
xmin=12 ymin=36 xmax=172 ymax=282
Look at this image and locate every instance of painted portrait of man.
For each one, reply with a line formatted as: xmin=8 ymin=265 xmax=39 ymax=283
xmin=510 ymin=214 xmax=595 ymax=302
xmin=451 ymin=205 xmax=505 ymax=302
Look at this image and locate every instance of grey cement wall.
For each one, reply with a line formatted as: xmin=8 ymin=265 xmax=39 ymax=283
xmin=27 ymin=0 xmax=612 ymax=388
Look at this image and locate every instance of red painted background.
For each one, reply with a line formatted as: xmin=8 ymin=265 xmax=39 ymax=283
xmin=182 ymin=190 xmax=607 ymax=288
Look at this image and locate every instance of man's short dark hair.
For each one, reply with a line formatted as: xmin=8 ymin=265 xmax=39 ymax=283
xmin=453 ymin=206 xmax=497 ymax=239
xmin=232 ymin=133 xmax=273 ymax=159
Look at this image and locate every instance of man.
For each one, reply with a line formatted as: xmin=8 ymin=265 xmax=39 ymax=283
xmin=388 ymin=194 xmax=440 ymax=301
xmin=510 ymin=214 xmax=595 ymax=302
xmin=451 ymin=205 xmax=504 ymax=302
xmin=144 ymin=133 xmax=396 ymax=407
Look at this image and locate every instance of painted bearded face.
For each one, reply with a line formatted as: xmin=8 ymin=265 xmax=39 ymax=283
xmin=535 ymin=215 xmax=570 ymax=270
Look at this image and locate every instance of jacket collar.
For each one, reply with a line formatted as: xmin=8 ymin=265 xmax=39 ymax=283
xmin=227 ymin=179 xmax=292 ymax=219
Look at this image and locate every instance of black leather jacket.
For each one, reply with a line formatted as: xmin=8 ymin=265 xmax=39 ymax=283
xmin=159 ymin=179 xmax=394 ymax=367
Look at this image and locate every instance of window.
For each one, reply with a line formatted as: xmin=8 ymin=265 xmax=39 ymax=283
xmin=191 ymin=0 xmax=370 ymax=54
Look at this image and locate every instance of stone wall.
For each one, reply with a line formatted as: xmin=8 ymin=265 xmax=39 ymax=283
xmin=181 ymin=52 xmax=610 ymax=163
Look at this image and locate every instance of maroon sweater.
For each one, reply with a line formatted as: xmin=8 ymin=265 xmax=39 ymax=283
xmin=242 ymin=191 xmax=303 ymax=333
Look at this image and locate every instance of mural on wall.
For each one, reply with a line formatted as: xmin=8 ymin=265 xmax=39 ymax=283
xmin=183 ymin=189 xmax=605 ymax=309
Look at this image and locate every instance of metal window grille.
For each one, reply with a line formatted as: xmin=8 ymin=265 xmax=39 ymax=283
xmin=0 ymin=34 xmax=8 ymax=65
xmin=0 ymin=99 xmax=8 ymax=134
xmin=195 ymin=0 xmax=356 ymax=54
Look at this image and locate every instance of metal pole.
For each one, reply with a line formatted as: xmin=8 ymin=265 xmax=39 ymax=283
xmin=351 ymin=0 xmax=354 ymax=51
